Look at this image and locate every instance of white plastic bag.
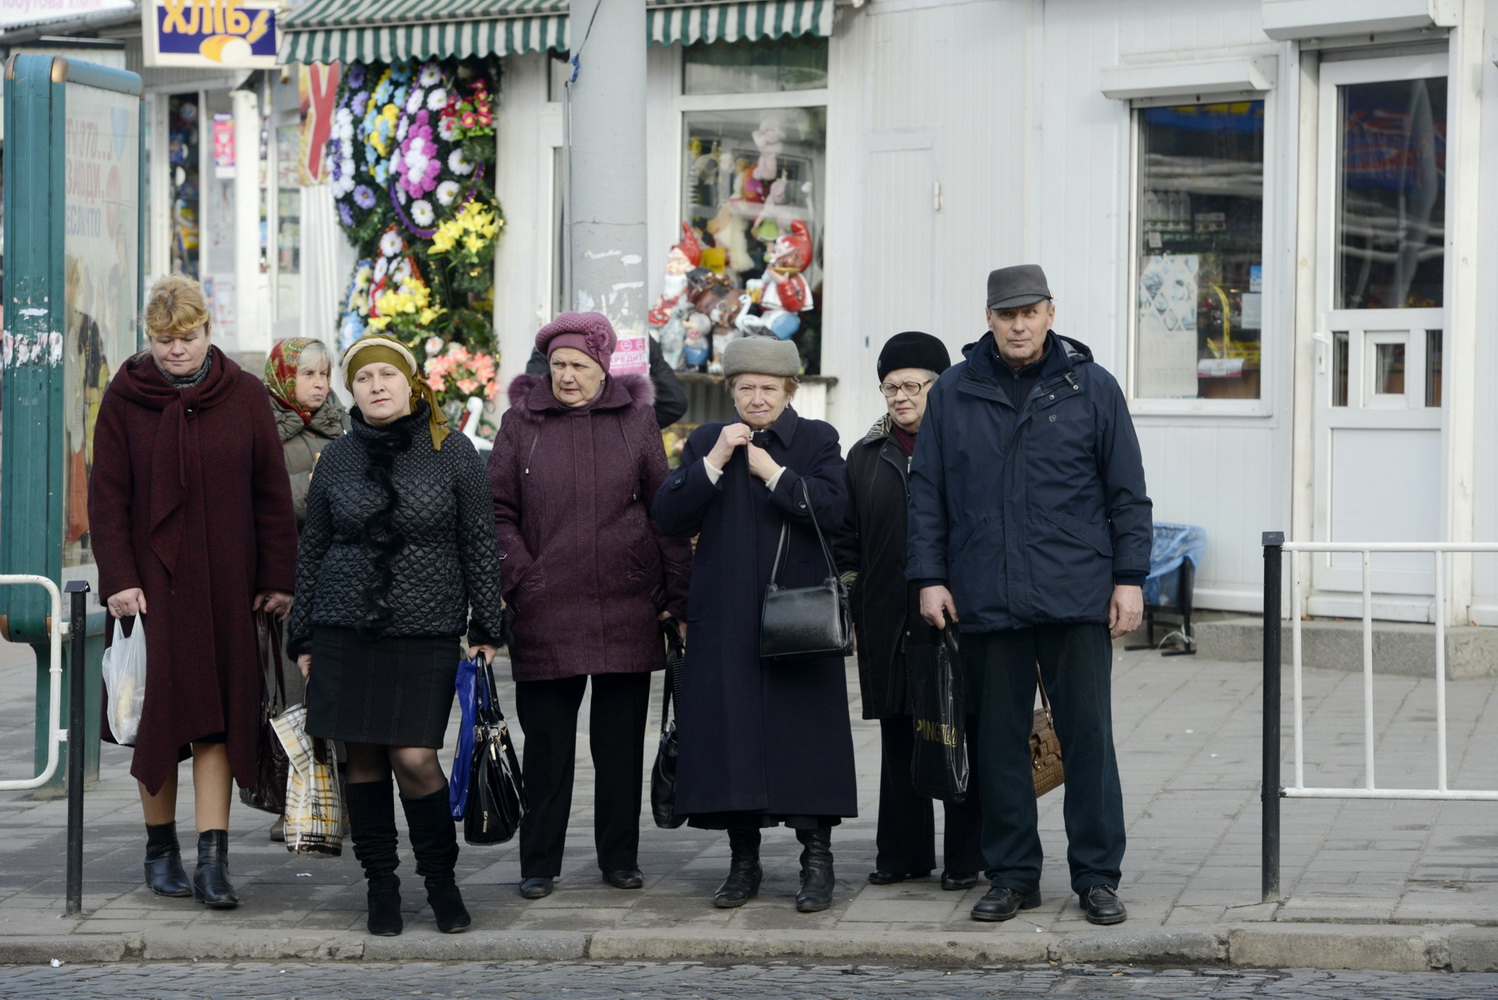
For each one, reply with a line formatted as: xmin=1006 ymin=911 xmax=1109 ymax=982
xmin=101 ymin=618 xmax=147 ymax=745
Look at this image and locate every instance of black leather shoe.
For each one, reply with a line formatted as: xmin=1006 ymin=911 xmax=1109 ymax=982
xmin=867 ymin=869 xmax=931 ymax=885
xmin=970 ymin=886 xmax=1041 ymax=922
xmin=519 ymin=876 xmax=554 ymax=899
xmin=940 ymin=870 xmax=980 ymax=891
xmin=190 ymin=830 xmax=239 ymax=909
xmin=602 ymin=868 xmax=644 ymax=889
xmin=1079 ymin=885 xmax=1127 ymax=925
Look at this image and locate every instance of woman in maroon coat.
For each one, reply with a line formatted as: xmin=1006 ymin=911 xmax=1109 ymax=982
xmin=88 ymin=275 xmax=297 ymax=909
xmin=488 ymin=312 xmax=690 ymax=900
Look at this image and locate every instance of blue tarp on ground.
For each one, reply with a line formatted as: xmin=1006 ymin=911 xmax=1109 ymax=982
xmin=1144 ymin=522 xmax=1208 ymax=607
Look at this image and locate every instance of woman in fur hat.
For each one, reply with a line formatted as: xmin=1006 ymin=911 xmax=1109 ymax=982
xmin=488 ymin=311 xmax=691 ymax=901
xmin=288 ymin=333 xmax=507 ymax=937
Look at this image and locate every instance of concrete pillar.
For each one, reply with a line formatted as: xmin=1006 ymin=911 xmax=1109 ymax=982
xmin=563 ymin=0 xmax=649 ymax=374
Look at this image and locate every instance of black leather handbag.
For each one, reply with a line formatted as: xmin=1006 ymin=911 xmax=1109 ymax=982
xmin=463 ymin=653 xmax=527 ymax=846
xmin=759 ymin=479 xmax=854 ymax=661
xmin=650 ymin=620 xmax=687 ymax=829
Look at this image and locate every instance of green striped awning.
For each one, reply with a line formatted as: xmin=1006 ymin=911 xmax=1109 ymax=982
xmin=280 ymin=0 xmax=568 ymax=65
xmin=647 ymin=1 xmax=835 ymax=45
xmin=280 ymin=0 xmax=835 ymax=65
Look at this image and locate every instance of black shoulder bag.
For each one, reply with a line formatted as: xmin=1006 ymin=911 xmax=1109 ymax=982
xmin=759 ymin=478 xmax=854 ymax=661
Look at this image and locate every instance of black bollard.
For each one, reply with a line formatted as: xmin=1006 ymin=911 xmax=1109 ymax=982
xmin=63 ymin=580 xmax=90 ymax=917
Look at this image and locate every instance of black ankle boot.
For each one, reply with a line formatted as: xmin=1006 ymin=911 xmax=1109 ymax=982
xmin=143 ymin=822 xmax=190 ymax=898
xmin=347 ymin=781 xmax=403 ymax=936
xmin=713 ymin=827 xmax=762 ymax=909
xmin=191 ymin=830 xmax=239 ymax=909
xmin=402 ymin=786 xmax=471 ymax=933
xmin=794 ymin=826 xmax=834 ymax=913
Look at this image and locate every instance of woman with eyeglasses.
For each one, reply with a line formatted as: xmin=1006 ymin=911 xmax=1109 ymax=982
xmin=652 ymin=336 xmax=855 ymax=914
xmin=832 ymin=331 xmax=984 ymax=893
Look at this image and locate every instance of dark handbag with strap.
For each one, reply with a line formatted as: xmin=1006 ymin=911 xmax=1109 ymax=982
xmin=463 ymin=653 xmax=528 ymax=845
xmin=239 ymin=613 xmax=292 ymax=815
xmin=650 ymin=620 xmax=687 ymax=829
xmin=759 ymin=479 xmax=854 ymax=661
xmin=1031 ymin=667 xmax=1064 ymax=797
xmin=906 ymin=625 xmax=970 ymax=802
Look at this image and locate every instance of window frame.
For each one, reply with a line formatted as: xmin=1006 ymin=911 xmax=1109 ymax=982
xmin=1125 ymin=87 xmax=1277 ymax=418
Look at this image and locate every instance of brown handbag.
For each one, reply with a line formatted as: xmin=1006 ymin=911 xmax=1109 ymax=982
xmin=1030 ymin=667 xmax=1065 ymax=797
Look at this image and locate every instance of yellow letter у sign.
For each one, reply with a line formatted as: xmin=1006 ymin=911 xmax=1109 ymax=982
xmin=141 ymin=0 xmax=279 ymax=69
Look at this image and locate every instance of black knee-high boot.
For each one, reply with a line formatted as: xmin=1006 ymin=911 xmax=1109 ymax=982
xmin=346 ymin=781 xmax=403 ymax=936
xmin=144 ymin=821 xmax=191 ymax=898
xmin=191 ymin=830 xmax=239 ymax=909
xmin=401 ymin=786 xmax=471 ymax=933
xmin=795 ymin=826 xmax=834 ymax=913
xmin=713 ymin=827 xmax=762 ymax=908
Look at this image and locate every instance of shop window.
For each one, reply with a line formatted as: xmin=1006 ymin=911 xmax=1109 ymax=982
xmin=1335 ymin=77 xmax=1445 ymax=310
xmin=1133 ymin=100 xmax=1264 ymax=401
xmin=274 ymin=122 xmax=302 ymax=327
xmin=683 ymin=37 xmax=827 ymax=95
xmin=167 ymin=93 xmax=201 ymax=278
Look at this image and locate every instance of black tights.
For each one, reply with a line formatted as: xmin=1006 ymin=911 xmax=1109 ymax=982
xmin=344 ymin=742 xmax=447 ymax=799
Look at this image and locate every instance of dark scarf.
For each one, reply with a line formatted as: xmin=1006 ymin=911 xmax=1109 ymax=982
xmin=890 ymin=423 xmax=917 ymax=457
xmin=347 ymin=401 xmax=428 ymax=637
xmin=106 ymin=346 xmax=241 ymax=574
xmin=152 ymin=348 xmax=214 ymax=389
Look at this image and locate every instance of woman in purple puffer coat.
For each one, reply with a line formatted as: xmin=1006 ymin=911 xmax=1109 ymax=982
xmin=487 ymin=311 xmax=691 ymax=901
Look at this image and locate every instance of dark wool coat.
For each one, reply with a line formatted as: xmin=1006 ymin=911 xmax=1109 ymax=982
xmin=489 ymin=372 xmax=691 ymax=683
xmin=833 ymin=415 xmax=925 ymax=720
xmin=287 ymin=402 xmax=508 ymax=657
xmin=651 ymin=407 xmax=858 ymax=819
xmin=271 ymin=393 xmax=350 ymax=526
xmin=907 ymin=331 xmax=1153 ymax=631
xmin=88 ymin=348 xmax=298 ymax=795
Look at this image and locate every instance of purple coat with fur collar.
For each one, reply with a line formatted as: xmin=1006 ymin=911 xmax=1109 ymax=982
xmin=488 ymin=371 xmax=691 ymax=682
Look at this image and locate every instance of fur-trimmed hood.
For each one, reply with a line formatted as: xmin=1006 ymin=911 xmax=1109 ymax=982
xmin=507 ymin=371 xmax=655 ymax=421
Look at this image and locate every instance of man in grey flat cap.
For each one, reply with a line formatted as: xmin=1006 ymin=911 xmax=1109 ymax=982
xmin=905 ymin=264 xmax=1152 ymax=926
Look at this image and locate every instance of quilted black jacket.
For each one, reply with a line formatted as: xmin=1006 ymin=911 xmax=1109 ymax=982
xmin=287 ymin=402 xmax=507 ymax=657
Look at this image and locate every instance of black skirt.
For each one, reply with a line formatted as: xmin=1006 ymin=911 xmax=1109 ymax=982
xmin=305 ymin=627 xmax=461 ymax=747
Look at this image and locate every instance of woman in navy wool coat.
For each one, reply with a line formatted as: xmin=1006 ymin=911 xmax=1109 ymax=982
xmin=652 ymin=336 xmax=857 ymax=914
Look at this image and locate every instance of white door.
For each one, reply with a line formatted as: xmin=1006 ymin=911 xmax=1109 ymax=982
xmin=1311 ymin=54 xmax=1447 ymax=621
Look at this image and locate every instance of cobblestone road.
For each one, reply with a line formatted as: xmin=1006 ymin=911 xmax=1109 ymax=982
xmin=0 ymin=961 xmax=1492 ymax=999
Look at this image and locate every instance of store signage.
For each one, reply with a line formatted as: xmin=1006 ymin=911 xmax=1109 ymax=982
xmin=1 ymin=0 xmax=134 ymax=30
xmin=140 ymin=0 xmax=279 ymax=69
xmin=211 ymin=112 xmax=234 ymax=172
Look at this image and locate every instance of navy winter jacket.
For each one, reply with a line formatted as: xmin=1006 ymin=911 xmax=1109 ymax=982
xmin=906 ymin=330 xmax=1152 ymax=632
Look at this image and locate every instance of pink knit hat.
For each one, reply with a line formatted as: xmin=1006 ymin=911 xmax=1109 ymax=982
xmin=536 ymin=311 xmax=617 ymax=372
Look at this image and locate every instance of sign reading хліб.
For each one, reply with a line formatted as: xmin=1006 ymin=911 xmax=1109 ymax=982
xmin=140 ymin=0 xmax=278 ymax=69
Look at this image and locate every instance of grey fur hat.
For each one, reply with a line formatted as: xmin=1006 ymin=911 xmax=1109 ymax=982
xmin=722 ymin=337 xmax=801 ymax=378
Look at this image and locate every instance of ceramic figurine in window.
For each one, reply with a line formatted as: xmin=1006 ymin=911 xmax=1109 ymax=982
xmin=681 ymin=267 xmax=735 ymax=373
xmin=736 ymin=221 xmax=814 ymax=341
xmin=751 ymin=118 xmax=785 ymax=182
xmin=648 ymin=224 xmax=701 ymax=369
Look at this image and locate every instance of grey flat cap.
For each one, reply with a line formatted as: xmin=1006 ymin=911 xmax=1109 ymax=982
xmin=987 ymin=264 xmax=1053 ymax=310
xmin=722 ymin=336 xmax=801 ymax=378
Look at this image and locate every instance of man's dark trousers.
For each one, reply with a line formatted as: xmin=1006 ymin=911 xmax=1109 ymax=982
xmin=964 ymin=623 xmax=1124 ymax=894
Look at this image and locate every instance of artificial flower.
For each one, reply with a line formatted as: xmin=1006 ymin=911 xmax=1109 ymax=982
xmin=380 ymin=229 xmax=404 ymax=258
xmin=418 ymin=62 xmax=442 ymax=87
xmin=426 ymin=88 xmax=448 ymax=113
xmin=353 ymin=185 xmax=376 ymax=210
xmin=448 ymin=149 xmax=474 ymax=175
xmin=436 ymin=180 xmax=460 ymax=207
xmin=411 ymin=199 xmax=435 ymax=227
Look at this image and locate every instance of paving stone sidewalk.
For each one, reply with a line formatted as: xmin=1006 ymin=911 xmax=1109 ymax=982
xmin=3 ymin=635 xmax=1498 ymax=970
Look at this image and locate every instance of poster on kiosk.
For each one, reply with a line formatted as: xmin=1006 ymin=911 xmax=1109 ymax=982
xmin=2 ymin=53 xmax=144 ymax=781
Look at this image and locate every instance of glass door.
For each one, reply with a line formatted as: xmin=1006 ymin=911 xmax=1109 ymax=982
xmin=1311 ymin=54 xmax=1448 ymax=618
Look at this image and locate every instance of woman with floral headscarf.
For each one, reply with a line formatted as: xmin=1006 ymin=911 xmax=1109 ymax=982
xmin=265 ymin=338 xmax=350 ymax=527
xmin=288 ymin=333 xmax=507 ymax=937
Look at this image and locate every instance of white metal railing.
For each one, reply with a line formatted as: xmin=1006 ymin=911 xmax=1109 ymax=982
xmin=0 ymin=574 xmax=66 ymax=791
xmin=1281 ymin=541 xmax=1498 ymax=802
